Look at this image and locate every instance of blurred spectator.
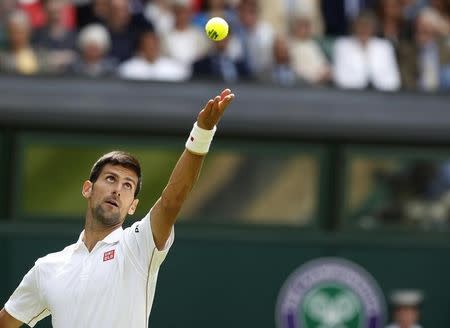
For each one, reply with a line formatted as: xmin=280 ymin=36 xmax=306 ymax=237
xmin=428 ymin=0 xmax=450 ymax=36
xmin=129 ymin=0 xmax=147 ymax=14
xmin=105 ymin=0 xmax=154 ymax=63
xmin=193 ymin=33 xmax=250 ymax=82
xmin=321 ymin=0 xmax=375 ymax=36
xmin=376 ymin=0 xmax=412 ymax=46
xmin=33 ymin=0 xmax=76 ymax=49
xmin=118 ymin=29 xmax=190 ymax=81
xmin=269 ymin=35 xmax=296 ymax=87
xmin=234 ymin=0 xmax=275 ymax=78
xmin=294 ymin=0 xmax=324 ymax=36
xmin=386 ymin=289 xmax=424 ymax=328
xmin=289 ymin=15 xmax=331 ymax=85
xmin=333 ymin=11 xmax=401 ymax=91
xmin=191 ymin=0 xmax=202 ymax=13
xmin=401 ymin=0 xmax=428 ymax=22
xmin=92 ymin=0 xmax=109 ymax=23
xmin=18 ymin=0 xmax=75 ymax=29
xmin=161 ymin=0 xmax=209 ymax=67
xmin=144 ymin=0 xmax=174 ymax=36
xmin=259 ymin=1 xmax=288 ymax=34
xmin=33 ymin=0 xmax=77 ymax=72
xmin=398 ymin=8 xmax=450 ymax=91
xmin=69 ymin=24 xmax=116 ymax=77
xmin=0 ymin=10 xmax=47 ymax=75
xmin=192 ymin=0 xmax=238 ymax=32
xmin=76 ymin=0 xmax=109 ymax=28
xmin=0 ymin=0 xmax=17 ymax=16
xmin=17 ymin=0 xmax=46 ymax=28
xmin=259 ymin=0 xmax=324 ymax=36
xmin=0 ymin=0 xmax=17 ymax=49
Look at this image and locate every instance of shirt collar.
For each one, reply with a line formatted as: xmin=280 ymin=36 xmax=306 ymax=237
xmin=75 ymin=226 xmax=124 ymax=250
xmin=102 ymin=226 xmax=124 ymax=244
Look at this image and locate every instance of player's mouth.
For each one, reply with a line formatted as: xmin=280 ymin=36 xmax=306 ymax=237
xmin=104 ymin=198 xmax=119 ymax=208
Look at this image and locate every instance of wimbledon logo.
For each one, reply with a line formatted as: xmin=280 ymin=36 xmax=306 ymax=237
xmin=276 ymin=258 xmax=386 ymax=328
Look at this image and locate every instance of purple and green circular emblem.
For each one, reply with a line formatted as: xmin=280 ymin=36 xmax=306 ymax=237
xmin=276 ymin=258 xmax=386 ymax=328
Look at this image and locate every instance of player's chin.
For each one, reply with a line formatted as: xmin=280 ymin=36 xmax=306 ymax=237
xmin=100 ymin=213 xmax=122 ymax=227
xmin=94 ymin=204 xmax=122 ymax=226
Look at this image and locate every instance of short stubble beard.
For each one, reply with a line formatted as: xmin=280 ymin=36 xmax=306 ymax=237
xmin=93 ymin=203 xmax=121 ymax=227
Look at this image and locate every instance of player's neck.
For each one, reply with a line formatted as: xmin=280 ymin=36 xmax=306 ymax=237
xmin=83 ymin=216 xmax=122 ymax=252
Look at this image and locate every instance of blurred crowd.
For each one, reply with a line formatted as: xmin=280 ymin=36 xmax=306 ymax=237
xmin=0 ymin=0 xmax=450 ymax=92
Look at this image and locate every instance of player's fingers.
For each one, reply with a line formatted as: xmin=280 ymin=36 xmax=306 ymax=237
xmin=220 ymin=89 xmax=232 ymax=100
xmin=210 ymin=97 xmax=233 ymax=123
xmin=212 ymin=96 xmax=221 ymax=112
xmin=219 ymin=93 xmax=234 ymax=112
xmin=202 ymin=97 xmax=218 ymax=120
xmin=202 ymin=99 xmax=214 ymax=115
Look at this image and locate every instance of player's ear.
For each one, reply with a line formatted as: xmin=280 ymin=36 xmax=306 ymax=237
xmin=82 ymin=180 xmax=93 ymax=199
xmin=128 ymin=199 xmax=139 ymax=215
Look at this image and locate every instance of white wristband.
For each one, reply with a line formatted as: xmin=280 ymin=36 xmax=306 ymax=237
xmin=185 ymin=122 xmax=217 ymax=155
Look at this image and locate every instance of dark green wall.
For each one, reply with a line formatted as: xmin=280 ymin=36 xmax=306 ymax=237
xmin=1 ymin=225 xmax=449 ymax=327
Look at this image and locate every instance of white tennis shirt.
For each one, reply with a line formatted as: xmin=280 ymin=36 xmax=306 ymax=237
xmin=4 ymin=213 xmax=174 ymax=327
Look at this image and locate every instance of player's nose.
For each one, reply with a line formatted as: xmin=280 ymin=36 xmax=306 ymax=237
xmin=112 ymin=188 xmax=121 ymax=197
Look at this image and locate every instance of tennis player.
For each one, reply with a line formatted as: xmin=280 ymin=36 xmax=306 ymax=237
xmin=0 ymin=88 xmax=235 ymax=328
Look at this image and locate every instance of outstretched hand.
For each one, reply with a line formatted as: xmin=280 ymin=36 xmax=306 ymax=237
xmin=197 ymin=89 xmax=235 ymax=130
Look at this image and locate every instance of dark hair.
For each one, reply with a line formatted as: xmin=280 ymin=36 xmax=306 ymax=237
xmin=89 ymin=151 xmax=142 ymax=197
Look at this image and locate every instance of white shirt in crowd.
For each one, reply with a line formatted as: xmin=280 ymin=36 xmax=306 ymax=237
xmin=242 ymin=21 xmax=275 ymax=75
xmin=260 ymin=0 xmax=324 ymax=35
xmin=162 ymin=26 xmax=210 ymax=66
xmin=118 ymin=56 xmax=191 ymax=81
xmin=290 ymin=39 xmax=330 ymax=83
xmin=333 ymin=37 xmax=401 ymax=91
xmin=5 ymin=213 xmax=174 ymax=328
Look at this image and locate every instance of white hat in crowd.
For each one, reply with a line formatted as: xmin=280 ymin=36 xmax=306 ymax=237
xmin=390 ymin=289 xmax=424 ymax=307
xmin=78 ymin=24 xmax=111 ymax=52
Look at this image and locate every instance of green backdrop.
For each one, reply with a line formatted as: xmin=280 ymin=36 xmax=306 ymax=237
xmin=1 ymin=226 xmax=449 ymax=327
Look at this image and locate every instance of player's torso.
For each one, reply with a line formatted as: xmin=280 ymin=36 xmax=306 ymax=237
xmin=40 ymin=242 xmax=148 ymax=327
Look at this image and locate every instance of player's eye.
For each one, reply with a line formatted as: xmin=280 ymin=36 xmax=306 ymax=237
xmin=106 ymin=175 xmax=115 ymax=182
xmin=124 ymin=182 xmax=132 ymax=190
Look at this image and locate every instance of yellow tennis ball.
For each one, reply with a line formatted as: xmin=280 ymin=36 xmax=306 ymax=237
xmin=205 ymin=17 xmax=229 ymax=41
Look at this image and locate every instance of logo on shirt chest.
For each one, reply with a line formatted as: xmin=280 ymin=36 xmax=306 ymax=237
xmin=103 ymin=249 xmax=115 ymax=262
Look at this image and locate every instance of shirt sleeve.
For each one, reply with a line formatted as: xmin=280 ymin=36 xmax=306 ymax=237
xmin=122 ymin=212 xmax=175 ymax=277
xmin=4 ymin=263 xmax=50 ymax=327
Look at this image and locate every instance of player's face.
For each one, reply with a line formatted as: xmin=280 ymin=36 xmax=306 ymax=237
xmin=83 ymin=164 xmax=139 ymax=227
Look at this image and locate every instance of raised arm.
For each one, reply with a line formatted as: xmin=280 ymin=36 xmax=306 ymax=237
xmin=0 ymin=308 xmax=22 ymax=328
xmin=150 ymin=89 xmax=235 ymax=249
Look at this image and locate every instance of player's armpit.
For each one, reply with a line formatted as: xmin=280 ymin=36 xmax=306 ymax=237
xmin=0 ymin=308 xmax=23 ymax=328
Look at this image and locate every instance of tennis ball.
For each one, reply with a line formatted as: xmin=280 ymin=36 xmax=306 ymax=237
xmin=205 ymin=17 xmax=229 ymax=41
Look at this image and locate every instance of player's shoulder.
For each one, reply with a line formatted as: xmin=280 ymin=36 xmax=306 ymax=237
xmin=35 ymin=242 xmax=78 ymax=268
xmin=123 ymin=213 xmax=151 ymax=235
